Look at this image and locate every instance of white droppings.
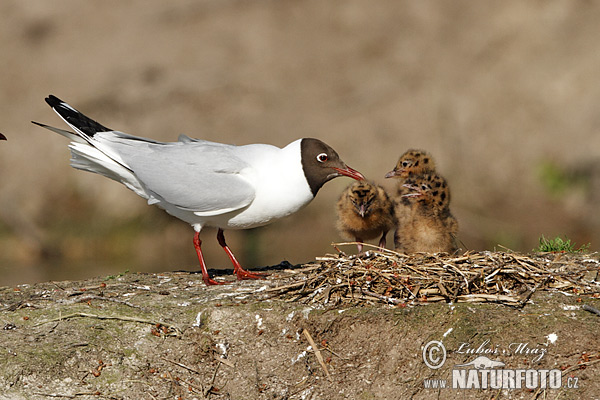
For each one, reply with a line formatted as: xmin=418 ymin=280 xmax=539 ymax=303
xmin=292 ymin=351 xmax=307 ymax=364
xmin=255 ymin=314 xmax=264 ymax=330
xmin=562 ymin=304 xmax=579 ymax=311
xmin=255 ymin=285 xmax=268 ymax=292
xmin=546 ymin=333 xmax=558 ymax=344
xmin=286 ymin=311 xmax=295 ymax=321
xmin=443 ymin=328 xmax=453 ymax=338
xmin=177 ymin=302 xmax=191 ymax=307
xmin=302 ymin=307 xmax=312 ymax=319
xmin=292 ymin=346 xmax=312 ymax=364
xmin=193 ymin=312 xmax=203 ymax=327
xmin=216 ymin=343 xmax=228 ymax=356
xmin=337 ymin=309 xmax=346 ymax=314
xmin=300 ymin=387 xmax=313 ymax=399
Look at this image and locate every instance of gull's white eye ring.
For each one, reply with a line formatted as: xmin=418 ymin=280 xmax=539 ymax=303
xmin=317 ymin=153 xmax=328 ymax=162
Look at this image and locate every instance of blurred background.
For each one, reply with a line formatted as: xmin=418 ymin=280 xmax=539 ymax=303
xmin=1 ymin=0 xmax=599 ymax=286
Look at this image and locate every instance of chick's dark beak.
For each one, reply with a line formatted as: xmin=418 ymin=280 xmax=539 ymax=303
xmin=358 ymin=203 xmax=367 ymax=217
xmin=385 ymin=168 xmax=404 ymax=178
xmin=401 ymin=183 xmax=423 ymax=198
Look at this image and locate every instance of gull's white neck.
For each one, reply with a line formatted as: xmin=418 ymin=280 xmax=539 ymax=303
xmin=211 ymin=139 xmax=314 ymax=229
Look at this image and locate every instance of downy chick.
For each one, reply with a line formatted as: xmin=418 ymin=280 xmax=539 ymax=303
xmin=385 ymin=149 xmax=436 ymax=187
xmin=384 ymin=149 xmax=438 ymax=229
xmin=336 ymin=181 xmax=396 ymax=252
xmin=394 ymin=172 xmax=458 ymax=253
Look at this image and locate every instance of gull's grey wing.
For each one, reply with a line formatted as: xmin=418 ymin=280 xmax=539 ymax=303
xmin=177 ymin=134 xmax=213 ymax=144
xmin=98 ymin=135 xmax=255 ymax=215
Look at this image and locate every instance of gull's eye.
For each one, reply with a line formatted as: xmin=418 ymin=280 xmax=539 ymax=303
xmin=402 ymin=161 xmax=410 ymax=167
xmin=316 ymin=153 xmax=328 ymax=163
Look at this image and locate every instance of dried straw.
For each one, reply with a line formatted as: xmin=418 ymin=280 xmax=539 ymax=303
xmin=266 ymin=243 xmax=600 ymax=308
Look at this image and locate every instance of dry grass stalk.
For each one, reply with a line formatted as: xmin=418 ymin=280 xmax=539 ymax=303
xmin=267 ymin=243 xmax=600 ymax=308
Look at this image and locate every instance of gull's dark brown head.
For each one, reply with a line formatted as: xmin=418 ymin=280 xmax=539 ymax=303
xmin=300 ymin=138 xmax=364 ymax=195
xmin=385 ymin=149 xmax=436 ymax=179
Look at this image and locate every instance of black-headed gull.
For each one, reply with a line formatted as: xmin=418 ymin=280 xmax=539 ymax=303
xmin=33 ymin=95 xmax=364 ymax=285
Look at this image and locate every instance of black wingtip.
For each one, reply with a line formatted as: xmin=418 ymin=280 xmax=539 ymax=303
xmin=45 ymin=94 xmax=63 ymax=108
xmin=0 ymin=133 xmax=6 ymax=140
xmin=44 ymin=94 xmax=112 ymax=136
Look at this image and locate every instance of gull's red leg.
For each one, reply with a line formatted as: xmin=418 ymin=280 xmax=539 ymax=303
xmin=193 ymin=231 xmax=224 ymax=286
xmin=217 ymin=228 xmax=266 ymax=280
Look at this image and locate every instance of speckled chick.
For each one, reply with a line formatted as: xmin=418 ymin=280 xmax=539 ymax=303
xmin=336 ymin=181 xmax=396 ymax=252
xmin=385 ymin=149 xmax=438 ymax=228
xmin=385 ymin=149 xmax=436 ymax=199
xmin=393 ymin=172 xmax=458 ymax=253
xmin=385 ymin=149 xmax=436 ymax=183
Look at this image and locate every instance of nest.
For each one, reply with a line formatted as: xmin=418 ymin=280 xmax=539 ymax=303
xmin=267 ymin=243 xmax=600 ymax=307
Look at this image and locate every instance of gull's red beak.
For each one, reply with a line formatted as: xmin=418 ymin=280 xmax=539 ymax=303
xmin=333 ymin=165 xmax=365 ymax=181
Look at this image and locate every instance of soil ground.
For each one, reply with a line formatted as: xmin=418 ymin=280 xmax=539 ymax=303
xmin=1 ymin=258 xmax=599 ymax=400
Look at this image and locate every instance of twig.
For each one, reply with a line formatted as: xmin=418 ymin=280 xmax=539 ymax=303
xmin=35 ymin=312 xmax=182 ymax=336
xmin=265 ymin=280 xmax=310 ymax=293
xmin=560 ymin=358 xmax=600 ymax=374
xmin=176 ymin=377 xmax=205 ymax=395
xmin=214 ymin=354 xmax=235 ymax=368
xmin=456 ymin=294 xmax=520 ymax=303
xmin=31 ymin=392 xmax=101 ymax=398
xmin=205 ymin=362 xmax=221 ymax=397
xmin=582 ymin=304 xmax=600 ymax=317
xmin=360 ymin=288 xmax=401 ymax=304
xmin=518 ymin=277 xmax=551 ymax=308
xmin=161 ymin=357 xmax=202 ymax=374
xmin=302 ymin=328 xmax=332 ymax=381
xmin=323 ymin=346 xmax=350 ymax=360
xmin=58 ymin=294 xmax=141 ymax=309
